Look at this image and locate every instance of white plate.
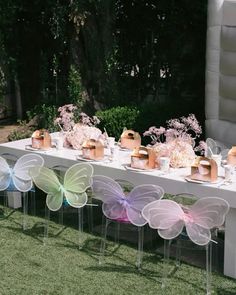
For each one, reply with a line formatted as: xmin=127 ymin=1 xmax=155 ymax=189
xmin=76 ymin=155 xmax=106 ymax=162
xmin=124 ymin=164 xmax=156 ymax=172
xmin=185 ymin=175 xmax=224 ymax=184
xmin=25 ymin=145 xmax=56 ymax=151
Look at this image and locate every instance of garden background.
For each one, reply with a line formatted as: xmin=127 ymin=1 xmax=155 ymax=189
xmin=0 ymin=0 xmax=207 ymax=141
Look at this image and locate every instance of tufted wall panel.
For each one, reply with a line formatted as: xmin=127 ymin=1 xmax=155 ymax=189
xmin=205 ymin=0 xmax=236 ymax=146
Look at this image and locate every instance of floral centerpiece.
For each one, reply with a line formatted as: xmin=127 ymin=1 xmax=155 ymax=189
xmin=143 ymin=114 xmax=203 ymax=168
xmin=54 ymin=104 xmax=105 ymax=149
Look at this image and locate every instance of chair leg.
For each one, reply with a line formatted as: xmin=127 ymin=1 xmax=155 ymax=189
xmin=44 ymin=206 xmax=50 ymax=245
xmin=78 ymin=208 xmax=84 ymax=249
xmin=99 ymin=218 xmax=111 ymax=265
xmin=22 ymin=192 xmax=28 ymax=230
xmin=87 ymin=204 xmax=94 ymax=233
xmin=59 ymin=206 xmax=63 ymax=226
xmin=206 ymin=243 xmax=212 ymax=295
xmin=162 ymin=239 xmax=172 ymax=288
xmin=175 ymin=239 xmax=181 ymax=267
xmin=136 ymin=226 xmax=144 ymax=270
xmin=30 ymin=191 xmax=36 ymax=216
xmin=115 ymin=222 xmax=120 ymax=243
xmin=3 ymin=191 xmax=8 ymax=207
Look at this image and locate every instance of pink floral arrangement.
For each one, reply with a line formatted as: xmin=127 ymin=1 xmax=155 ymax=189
xmin=144 ymin=114 xmax=202 ymax=168
xmin=144 ymin=114 xmax=202 ymax=145
xmin=54 ymin=104 xmax=100 ymax=132
xmin=54 ymin=104 xmax=104 ymax=150
xmin=54 ymin=104 xmax=77 ymax=131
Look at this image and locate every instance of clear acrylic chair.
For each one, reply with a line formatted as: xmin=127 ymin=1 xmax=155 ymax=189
xmin=0 ymin=153 xmax=44 ymax=230
xmin=92 ymin=175 xmax=164 ymax=269
xmin=142 ymin=194 xmax=229 ymax=295
xmin=29 ymin=163 xmax=93 ymax=247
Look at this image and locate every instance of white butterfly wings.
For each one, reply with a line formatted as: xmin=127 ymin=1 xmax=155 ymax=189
xmin=0 ymin=154 xmax=44 ymax=192
xmin=92 ymin=175 xmax=164 ymax=226
xmin=206 ymin=137 xmax=229 ymax=159
xmin=29 ymin=163 xmax=93 ymax=211
xmin=142 ymin=197 xmax=229 ymax=245
xmin=0 ymin=157 xmax=11 ymax=190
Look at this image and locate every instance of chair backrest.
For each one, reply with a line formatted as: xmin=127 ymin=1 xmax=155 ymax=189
xmin=142 ymin=196 xmax=229 ymax=245
xmin=205 ymin=0 xmax=236 ymax=146
xmin=30 ymin=163 xmax=94 ymax=211
xmin=92 ymin=175 xmax=164 ymax=226
xmin=0 ymin=153 xmax=44 ymax=192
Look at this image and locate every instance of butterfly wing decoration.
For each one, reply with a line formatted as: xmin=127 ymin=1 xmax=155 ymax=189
xmin=205 ymin=138 xmax=229 ymax=160
xmin=221 ymin=148 xmax=230 ymax=161
xmin=29 ymin=163 xmax=93 ymax=211
xmin=29 ymin=166 xmax=63 ymax=211
xmin=126 ymin=184 xmax=164 ymax=226
xmin=142 ymin=199 xmax=185 ymax=239
xmin=142 ymin=197 xmax=229 ymax=246
xmin=186 ymin=197 xmax=229 ymax=245
xmin=0 ymin=154 xmax=44 ymax=192
xmin=92 ymin=175 xmax=126 ymax=220
xmin=0 ymin=156 xmax=11 ymax=190
xmin=92 ymin=175 xmax=164 ymax=226
xmin=206 ymin=138 xmax=219 ymax=156
xmin=63 ymin=163 xmax=93 ymax=208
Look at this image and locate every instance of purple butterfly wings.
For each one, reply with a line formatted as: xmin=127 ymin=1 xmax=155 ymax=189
xmin=92 ymin=175 xmax=164 ymax=226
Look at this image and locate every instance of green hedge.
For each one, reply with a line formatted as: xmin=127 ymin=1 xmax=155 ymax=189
xmin=96 ymin=106 xmax=140 ymax=140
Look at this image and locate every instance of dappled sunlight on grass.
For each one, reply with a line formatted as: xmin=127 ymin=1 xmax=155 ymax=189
xmin=0 ymin=206 xmax=236 ymax=294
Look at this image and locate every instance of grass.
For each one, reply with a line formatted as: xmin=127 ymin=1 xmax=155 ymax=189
xmin=0 ymin=206 xmax=236 ymax=295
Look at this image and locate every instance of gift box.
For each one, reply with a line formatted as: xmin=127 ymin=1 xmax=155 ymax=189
xmin=31 ymin=129 xmax=52 ymax=150
xmin=227 ymin=146 xmax=236 ymax=166
xmin=120 ymin=130 xmax=141 ymax=150
xmin=82 ymin=139 xmax=104 ymax=160
xmin=131 ymin=146 xmax=156 ymax=170
xmin=190 ymin=156 xmax=218 ymax=182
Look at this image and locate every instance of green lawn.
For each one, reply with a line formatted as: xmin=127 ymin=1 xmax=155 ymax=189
xmin=0 ymin=207 xmax=236 ymax=295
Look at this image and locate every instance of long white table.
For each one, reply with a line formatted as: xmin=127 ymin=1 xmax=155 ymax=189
xmin=1 ymin=137 xmax=236 ymax=279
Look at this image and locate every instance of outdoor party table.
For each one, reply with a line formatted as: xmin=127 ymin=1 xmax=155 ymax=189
xmin=1 ymin=136 xmax=236 ymax=279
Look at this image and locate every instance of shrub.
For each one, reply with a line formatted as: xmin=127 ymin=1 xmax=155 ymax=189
xmin=96 ymin=106 xmax=140 ymax=140
xmin=7 ymin=120 xmax=34 ymax=141
xmin=26 ymin=104 xmax=58 ymax=132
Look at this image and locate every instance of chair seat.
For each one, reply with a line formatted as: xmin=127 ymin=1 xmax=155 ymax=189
xmin=112 ymin=211 xmax=130 ymax=223
xmin=114 ymin=217 xmax=130 ymax=223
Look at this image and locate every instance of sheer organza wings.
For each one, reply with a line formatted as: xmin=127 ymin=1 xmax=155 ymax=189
xmin=92 ymin=175 xmax=127 ymax=220
xmin=142 ymin=199 xmax=185 ymax=239
xmin=29 ymin=163 xmax=93 ymax=211
xmin=0 ymin=157 xmax=11 ymax=190
xmin=92 ymin=175 xmax=164 ymax=226
xmin=29 ymin=166 xmax=63 ymax=211
xmin=64 ymin=163 xmax=93 ymax=208
xmin=0 ymin=154 xmax=44 ymax=192
xmin=142 ymin=197 xmax=229 ymax=245
xmin=127 ymin=185 xmax=164 ymax=226
xmin=206 ymin=138 xmax=229 ymax=159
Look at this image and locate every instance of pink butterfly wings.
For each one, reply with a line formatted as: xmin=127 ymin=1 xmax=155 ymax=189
xmin=92 ymin=175 xmax=164 ymax=226
xmin=142 ymin=197 xmax=229 ymax=245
